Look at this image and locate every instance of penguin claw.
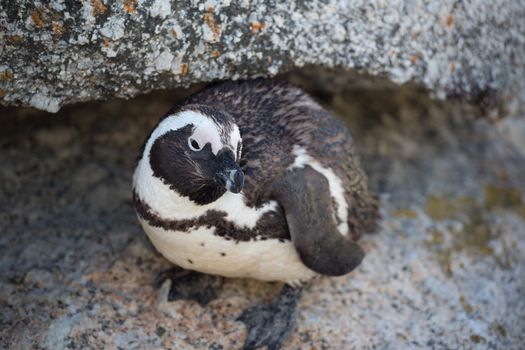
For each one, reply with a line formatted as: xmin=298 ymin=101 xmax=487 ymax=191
xmin=237 ymin=307 xmax=289 ymax=350
xmin=154 ymin=267 xmax=223 ymax=306
xmin=237 ymin=285 xmax=302 ymax=350
xmin=154 ymin=266 xmax=190 ymax=288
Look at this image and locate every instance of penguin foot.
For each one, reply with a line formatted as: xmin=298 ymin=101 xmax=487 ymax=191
xmin=237 ymin=285 xmax=303 ymax=350
xmin=154 ymin=267 xmax=223 ymax=306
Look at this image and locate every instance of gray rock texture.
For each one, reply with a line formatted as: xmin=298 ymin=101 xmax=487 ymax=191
xmin=1 ymin=0 xmax=525 ymax=113
xmin=1 ymin=83 xmax=524 ymax=349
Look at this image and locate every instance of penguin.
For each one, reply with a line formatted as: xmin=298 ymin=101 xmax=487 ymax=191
xmin=132 ymin=79 xmax=379 ymax=350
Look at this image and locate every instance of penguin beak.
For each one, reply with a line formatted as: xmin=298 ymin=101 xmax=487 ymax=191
xmin=215 ymin=148 xmax=244 ymax=193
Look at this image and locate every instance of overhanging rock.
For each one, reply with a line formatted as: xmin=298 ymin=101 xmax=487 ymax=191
xmin=1 ymin=0 xmax=524 ymax=113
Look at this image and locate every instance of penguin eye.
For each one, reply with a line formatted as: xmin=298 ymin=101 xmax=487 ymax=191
xmin=188 ymin=138 xmax=201 ymax=151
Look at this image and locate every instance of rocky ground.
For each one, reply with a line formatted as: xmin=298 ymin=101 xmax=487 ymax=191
xmin=1 ymin=80 xmax=524 ymax=349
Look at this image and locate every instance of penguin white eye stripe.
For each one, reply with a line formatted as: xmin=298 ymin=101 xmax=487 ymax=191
xmin=145 ymin=111 xmax=224 ymax=155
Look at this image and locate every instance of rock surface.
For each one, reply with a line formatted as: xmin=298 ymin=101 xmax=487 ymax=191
xmin=1 ymin=83 xmax=524 ymax=349
xmin=1 ymin=1 xmax=524 ymax=113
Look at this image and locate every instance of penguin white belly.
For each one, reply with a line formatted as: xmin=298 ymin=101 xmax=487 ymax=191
xmin=139 ymin=218 xmax=317 ymax=286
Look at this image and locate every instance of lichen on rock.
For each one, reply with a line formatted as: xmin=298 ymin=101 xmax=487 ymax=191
xmin=1 ymin=0 xmax=524 ymax=113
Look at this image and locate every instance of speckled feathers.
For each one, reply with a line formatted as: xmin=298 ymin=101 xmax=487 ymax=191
xmin=132 ymin=79 xmax=378 ymax=283
xmin=177 ymin=79 xmax=379 ymax=237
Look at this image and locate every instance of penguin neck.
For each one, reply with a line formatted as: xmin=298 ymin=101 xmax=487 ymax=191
xmin=133 ymin=157 xmax=278 ymax=229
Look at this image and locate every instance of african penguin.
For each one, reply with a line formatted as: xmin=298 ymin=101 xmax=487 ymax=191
xmin=133 ymin=79 xmax=379 ymax=350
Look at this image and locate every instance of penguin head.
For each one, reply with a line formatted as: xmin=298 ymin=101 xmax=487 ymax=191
xmin=136 ymin=105 xmax=244 ymax=205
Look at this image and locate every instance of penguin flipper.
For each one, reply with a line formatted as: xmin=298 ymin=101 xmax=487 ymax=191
xmin=271 ymin=166 xmax=365 ymax=276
